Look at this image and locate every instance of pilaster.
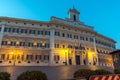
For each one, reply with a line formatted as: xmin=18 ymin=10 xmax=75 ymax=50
xmin=80 ymin=53 xmax=84 ymax=65
xmin=49 ymin=29 xmax=55 ymax=66
xmin=0 ymin=24 xmax=5 ymax=47
xmin=72 ymin=50 xmax=76 ymax=65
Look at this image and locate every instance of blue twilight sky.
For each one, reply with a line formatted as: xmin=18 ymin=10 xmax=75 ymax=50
xmin=0 ymin=0 xmax=120 ymax=49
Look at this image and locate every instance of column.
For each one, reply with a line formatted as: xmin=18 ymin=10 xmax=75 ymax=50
xmin=49 ymin=29 xmax=55 ymax=66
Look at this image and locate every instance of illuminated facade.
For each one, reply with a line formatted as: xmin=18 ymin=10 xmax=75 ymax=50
xmin=0 ymin=8 xmax=116 ymax=67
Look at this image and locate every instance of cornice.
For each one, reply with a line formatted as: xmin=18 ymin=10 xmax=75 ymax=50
xmin=0 ymin=16 xmax=116 ymax=43
xmin=0 ymin=16 xmax=51 ymax=25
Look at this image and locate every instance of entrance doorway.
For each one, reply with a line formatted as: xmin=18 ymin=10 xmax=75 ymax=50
xmin=75 ymin=55 xmax=80 ymax=65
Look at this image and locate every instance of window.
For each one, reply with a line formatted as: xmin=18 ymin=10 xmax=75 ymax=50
xmin=67 ymin=34 xmax=72 ymax=38
xmin=19 ymin=42 xmax=25 ymax=46
xmin=55 ymin=44 xmax=59 ymax=48
xmin=62 ymin=33 xmax=65 ymax=37
xmin=55 ymin=31 xmax=60 ymax=36
xmin=4 ymin=27 xmax=11 ymax=32
xmin=35 ymin=55 xmax=41 ymax=60
xmin=62 ymin=45 xmax=65 ymax=48
xmin=1 ymin=41 xmax=7 ymax=45
xmin=28 ymin=42 xmax=33 ymax=47
xmin=45 ymin=31 xmax=50 ymax=35
xmin=45 ymin=43 xmax=50 ymax=48
xmin=29 ymin=30 xmax=35 ymax=34
xmin=86 ymin=37 xmax=88 ymax=41
xmin=27 ymin=55 xmax=33 ymax=60
xmin=11 ymin=41 xmax=16 ymax=46
xmin=38 ymin=30 xmax=43 ymax=35
xmin=21 ymin=29 xmax=27 ymax=34
xmin=74 ymin=35 xmax=78 ymax=39
xmin=54 ymin=55 xmax=60 ymax=61
xmin=80 ymin=37 xmax=84 ymax=40
xmin=113 ymin=55 xmax=118 ymax=62
xmin=37 ymin=43 xmax=42 ymax=48
xmin=68 ymin=45 xmax=72 ymax=48
xmin=0 ymin=27 xmax=1 ymax=32
xmin=44 ymin=55 xmax=49 ymax=60
xmin=40 ymin=24 xmax=42 ymax=26
xmin=90 ymin=38 xmax=93 ymax=42
xmin=13 ymin=28 xmax=19 ymax=33
xmin=0 ymin=54 xmax=5 ymax=60
xmin=73 ymin=15 xmax=76 ymax=21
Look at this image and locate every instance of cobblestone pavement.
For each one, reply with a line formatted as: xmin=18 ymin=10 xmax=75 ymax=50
xmin=0 ymin=65 xmax=113 ymax=80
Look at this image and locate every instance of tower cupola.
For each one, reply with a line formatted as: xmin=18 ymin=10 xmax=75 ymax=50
xmin=68 ymin=7 xmax=80 ymax=21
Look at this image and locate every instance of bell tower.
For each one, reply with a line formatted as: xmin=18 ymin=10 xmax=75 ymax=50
xmin=68 ymin=6 xmax=80 ymax=22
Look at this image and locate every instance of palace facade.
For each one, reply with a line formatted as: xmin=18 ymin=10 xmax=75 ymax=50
xmin=0 ymin=8 xmax=116 ymax=67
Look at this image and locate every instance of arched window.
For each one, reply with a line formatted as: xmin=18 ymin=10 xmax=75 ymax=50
xmin=73 ymin=15 xmax=76 ymax=21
